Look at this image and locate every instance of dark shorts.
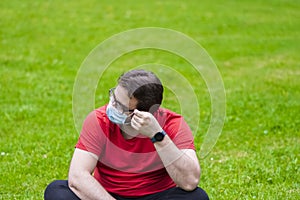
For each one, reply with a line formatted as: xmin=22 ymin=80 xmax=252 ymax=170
xmin=44 ymin=180 xmax=209 ymax=200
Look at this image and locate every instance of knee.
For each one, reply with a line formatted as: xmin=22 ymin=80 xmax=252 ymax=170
xmin=44 ymin=180 xmax=65 ymax=200
xmin=172 ymin=187 xmax=209 ymax=200
xmin=44 ymin=180 xmax=80 ymax=200
xmin=194 ymin=187 xmax=210 ymax=200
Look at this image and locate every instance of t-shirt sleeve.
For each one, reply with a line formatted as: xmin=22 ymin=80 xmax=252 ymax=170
xmin=163 ymin=114 xmax=195 ymax=150
xmin=75 ymin=110 xmax=106 ymax=157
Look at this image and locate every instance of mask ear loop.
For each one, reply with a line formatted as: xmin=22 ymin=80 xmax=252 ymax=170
xmin=124 ymin=112 xmax=135 ymax=125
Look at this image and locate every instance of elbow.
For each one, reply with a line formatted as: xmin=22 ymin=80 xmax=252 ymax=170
xmin=68 ymin=174 xmax=78 ymax=190
xmin=180 ymin=167 xmax=201 ymax=191
xmin=180 ymin=176 xmax=200 ymax=191
xmin=68 ymin=171 xmax=82 ymax=190
xmin=68 ymin=175 xmax=82 ymax=200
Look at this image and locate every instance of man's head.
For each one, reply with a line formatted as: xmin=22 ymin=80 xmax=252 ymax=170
xmin=117 ymin=69 xmax=163 ymax=114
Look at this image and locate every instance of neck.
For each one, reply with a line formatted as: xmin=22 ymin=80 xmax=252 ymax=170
xmin=121 ymin=131 xmax=135 ymax=140
xmin=120 ymin=125 xmax=137 ymax=140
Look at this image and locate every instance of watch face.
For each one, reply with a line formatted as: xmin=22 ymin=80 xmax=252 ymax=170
xmin=155 ymin=132 xmax=164 ymax=141
xmin=151 ymin=131 xmax=166 ymax=143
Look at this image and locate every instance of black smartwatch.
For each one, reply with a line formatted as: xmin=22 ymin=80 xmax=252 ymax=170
xmin=151 ymin=130 xmax=166 ymax=143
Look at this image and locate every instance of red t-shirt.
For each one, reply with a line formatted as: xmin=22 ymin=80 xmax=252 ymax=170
xmin=76 ymin=105 xmax=195 ymax=197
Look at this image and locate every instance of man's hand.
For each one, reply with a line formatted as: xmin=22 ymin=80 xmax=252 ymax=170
xmin=130 ymin=109 xmax=162 ymax=138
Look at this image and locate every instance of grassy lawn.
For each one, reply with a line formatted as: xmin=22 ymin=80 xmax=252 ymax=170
xmin=1 ymin=0 xmax=299 ymax=199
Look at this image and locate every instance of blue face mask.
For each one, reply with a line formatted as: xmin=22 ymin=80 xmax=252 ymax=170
xmin=106 ymin=102 xmax=131 ymax=125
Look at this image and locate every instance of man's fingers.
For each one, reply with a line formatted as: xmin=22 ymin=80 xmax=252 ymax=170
xmin=130 ymin=119 xmax=140 ymax=130
xmin=131 ymin=113 xmax=147 ymax=127
xmin=133 ymin=109 xmax=143 ymax=117
xmin=132 ymin=115 xmax=142 ymax=123
xmin=133 ymin=114 xmax=151 ymax=126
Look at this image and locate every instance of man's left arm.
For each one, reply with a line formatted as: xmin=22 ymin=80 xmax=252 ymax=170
xmin=131 ymin=110 xmax=200 ymax=191
xmin=154 ymin=135 xmax=200 ymax=191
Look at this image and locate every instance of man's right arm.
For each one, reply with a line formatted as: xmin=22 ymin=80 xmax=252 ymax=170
xmin=68 ymin=148 xmax=116 ymax=200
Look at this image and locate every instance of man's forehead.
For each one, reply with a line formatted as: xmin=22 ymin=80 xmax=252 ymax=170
xmin=115 ymin=85 xmax=129 ymax=99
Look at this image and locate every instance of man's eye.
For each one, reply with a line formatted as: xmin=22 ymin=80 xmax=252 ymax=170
xmin=115 ymin=103 xmax=126 ymax=112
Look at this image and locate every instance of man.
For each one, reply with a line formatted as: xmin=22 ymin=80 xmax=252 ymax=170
xmin=44 ymin=69 xmax=209 ymax=200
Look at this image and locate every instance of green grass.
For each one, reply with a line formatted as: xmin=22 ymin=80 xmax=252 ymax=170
xmin=1 ymin=0 xmax=299 ymax=199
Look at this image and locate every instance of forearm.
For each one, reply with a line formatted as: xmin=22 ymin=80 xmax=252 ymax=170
xmin=68 ymin=172 xmax=115 ymax=200
xmin=130 ymin=110 xmax=200 ymax=190
xmin=154 ymin=135 xmax=200 ymax=191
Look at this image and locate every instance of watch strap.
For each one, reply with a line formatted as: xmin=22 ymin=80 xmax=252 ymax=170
xmin=151 ymin=130 xmax=166 ymax=143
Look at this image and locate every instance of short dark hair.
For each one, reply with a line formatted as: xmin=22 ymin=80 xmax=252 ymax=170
xmin=118 ymin=69 xmax=163 ymax=113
